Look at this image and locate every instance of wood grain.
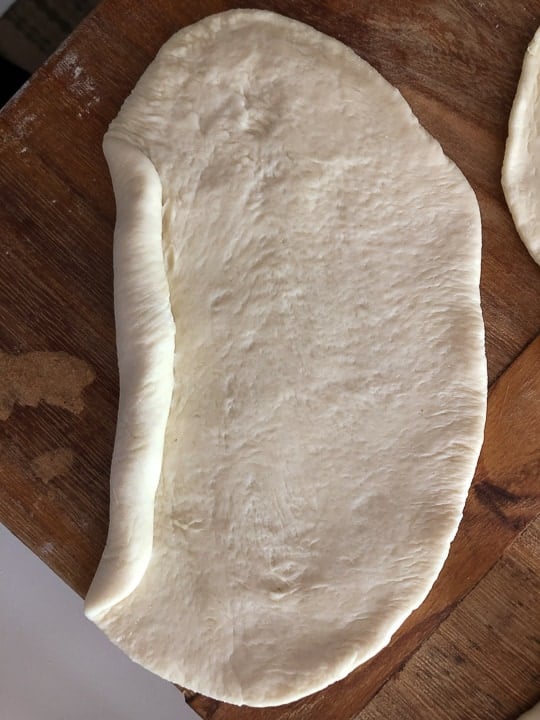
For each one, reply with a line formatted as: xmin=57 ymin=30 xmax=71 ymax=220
xmin=0 ymin=1 xmax=539 ymax=719
xmin=358 ymin=518 xmax=540 ymax=720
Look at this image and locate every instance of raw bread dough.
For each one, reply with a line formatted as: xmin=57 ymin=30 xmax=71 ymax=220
xmin=85 ymin=9 xmax=486 ymax=707
xmin=503 ymin=25 xmax=540 ymax=265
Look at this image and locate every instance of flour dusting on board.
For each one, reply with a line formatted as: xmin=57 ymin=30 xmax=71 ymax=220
xmin=12 ymin=113 xmax=36 ymax=140
xmin=40 ymin=541 xmax=56 ymax=558
xmin=0 ymin=351 xmax=95 ymax=421
xmin=31 ymin=447 xmax=74 ymax=484
xmin=54 ymin=50 xmax=101 ymax=114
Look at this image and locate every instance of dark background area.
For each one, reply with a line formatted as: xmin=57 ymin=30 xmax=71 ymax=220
xmin=0 ymin=0 xmax=98 ymax=105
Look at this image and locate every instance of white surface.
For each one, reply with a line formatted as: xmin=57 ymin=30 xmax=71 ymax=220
xmin=0 ymin=0 xmax=15 ymax=16
xmin=502 ymin=24 xmax=540 ymax=265
xmin=0 ymin=523 xmax=197 ymax=720
xmin=88 ymin=9 xmax=486 ymax=707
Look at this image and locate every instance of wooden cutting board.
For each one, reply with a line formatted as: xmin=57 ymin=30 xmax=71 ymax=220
xmin=1 ymin=1 xmax=540 ymax=718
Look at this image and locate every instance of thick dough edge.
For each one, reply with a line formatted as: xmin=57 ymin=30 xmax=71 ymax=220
xmin=502 ymin=25 xmax=540 ymax=265
xmin=85 ymin=138 xmax=175 ymax=618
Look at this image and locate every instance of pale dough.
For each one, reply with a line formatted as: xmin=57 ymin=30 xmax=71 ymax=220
xmin=85 ymin=10 xmax=487 ymax=706
xmin=503 ymin=25 xmax=540 ymax=265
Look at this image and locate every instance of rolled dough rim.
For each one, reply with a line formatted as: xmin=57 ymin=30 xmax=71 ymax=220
xmin=502 ymin=25 xmax=540 ymax=265
xmin=85 ymin=137 xmax=175 ymax=618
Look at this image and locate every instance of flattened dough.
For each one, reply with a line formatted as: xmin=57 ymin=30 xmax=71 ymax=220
xmin=503 ymin=25 xmax=540 ymax=265
xmin=86 ymin=10 xmax=486 ymax=707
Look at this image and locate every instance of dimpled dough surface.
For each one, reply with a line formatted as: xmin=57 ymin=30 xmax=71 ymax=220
xmin=85 ymin=9 xmax=486 ymax=707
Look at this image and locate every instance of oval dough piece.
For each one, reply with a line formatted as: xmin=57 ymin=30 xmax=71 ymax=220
xmin=503 ymin=25 xmax=540 ymax=265
xmin=85 ymin=9 xmax=486 ymax=707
